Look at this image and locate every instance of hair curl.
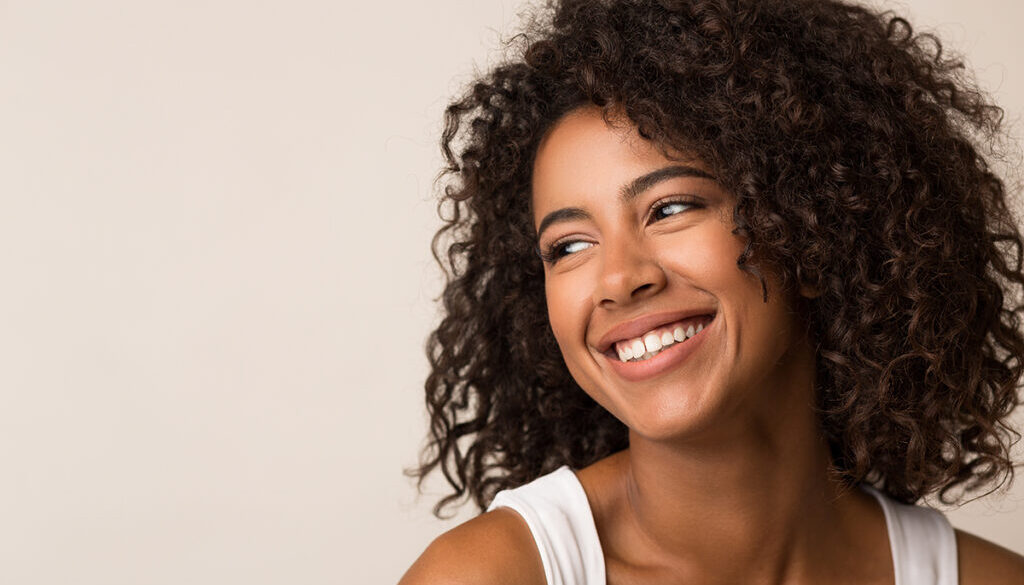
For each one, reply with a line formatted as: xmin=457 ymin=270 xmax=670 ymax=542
xmin=408 ymin=0 xmax=1024 ymax=516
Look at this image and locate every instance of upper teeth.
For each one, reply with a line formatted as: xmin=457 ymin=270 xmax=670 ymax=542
xmin=614 ymin=318 xmax=709 ymax=362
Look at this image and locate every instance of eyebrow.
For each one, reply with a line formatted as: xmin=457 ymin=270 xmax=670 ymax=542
xmin=535 ymin=164 xmax=717 ymax=240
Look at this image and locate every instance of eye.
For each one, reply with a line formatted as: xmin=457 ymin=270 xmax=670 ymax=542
xmin=539 ymin=239 xmax=594 ymax=264
xmin=649 ymin=197 xmax=701 ymax=223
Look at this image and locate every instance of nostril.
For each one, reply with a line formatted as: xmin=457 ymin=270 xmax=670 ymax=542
xmin=631 ymin=282 xmax=655 ymax=296
xmin=596 ymin=259 xmax=666 ymax=305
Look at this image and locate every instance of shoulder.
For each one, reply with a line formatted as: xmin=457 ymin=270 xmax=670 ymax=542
xmin=397 ymin=507 xmax=545 ymax=585
xmin=956 ymin=528 xmax=1024 ymax=585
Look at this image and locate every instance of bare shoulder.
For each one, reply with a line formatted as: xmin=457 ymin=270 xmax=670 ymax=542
xmin=397 ymin=507 xmax=545 ymax=585
xmin=956 ymin=529 xmax=1024 ymax=585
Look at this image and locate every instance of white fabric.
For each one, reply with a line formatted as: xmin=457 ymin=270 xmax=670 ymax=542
xmin=487 ymin=465 xmax=958 ymax=585
xmin=863 ymin=485 xmax=959 ymax=585
xmin=487 ymin=466 xmax=606 ymax=585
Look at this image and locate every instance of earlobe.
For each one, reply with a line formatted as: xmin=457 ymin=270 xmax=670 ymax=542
xmin=799 ymin=282 xmax=822 ymax=299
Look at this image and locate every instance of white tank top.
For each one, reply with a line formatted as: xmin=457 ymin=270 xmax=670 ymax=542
xmin=486 ymin=465 xmax=958 ymax=585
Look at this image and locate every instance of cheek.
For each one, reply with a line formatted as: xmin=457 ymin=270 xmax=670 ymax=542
xmin=543 ymin=269 xmax=603 ymax=393
xmin=656 ymin=224 xmax=746 ymax=287
xmin=544 ymin=274 xmax=585 ymax=352
xmin=544 ymin=273 xmax=613 ymax=409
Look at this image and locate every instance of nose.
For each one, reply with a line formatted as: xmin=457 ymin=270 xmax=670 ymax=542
xmin=594 ymin=234 xmax=667 ymax=307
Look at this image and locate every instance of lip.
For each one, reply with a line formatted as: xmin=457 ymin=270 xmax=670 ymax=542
xmin=602 ymin=315 xmax=716 ymax=382
xmin=594 ymin=308 xmax=717 ymax=353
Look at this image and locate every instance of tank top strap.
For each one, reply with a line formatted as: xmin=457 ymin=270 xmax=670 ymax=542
xmin=486 ymin=465 xmax=606 ymax=585
xmin=862 ymin=486 xmax=958 ymax=585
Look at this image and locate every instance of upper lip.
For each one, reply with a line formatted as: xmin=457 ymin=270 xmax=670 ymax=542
xmin=594 ymin=308 xmax=717 ymax=353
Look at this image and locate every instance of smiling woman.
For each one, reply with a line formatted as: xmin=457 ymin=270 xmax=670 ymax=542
xmin=401 ymin=0 xmax=1024 ymax=583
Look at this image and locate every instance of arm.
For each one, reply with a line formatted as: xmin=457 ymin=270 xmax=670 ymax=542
xmin=398 ymin=508 xmax=546 ymax=585
xmin=956 ymin=529 xmax=1024 ymax=585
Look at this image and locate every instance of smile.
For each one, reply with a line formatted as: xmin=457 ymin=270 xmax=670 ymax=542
xmin=602 ymin=314 xmax=716 ymax=382
xmin=613 ymin=315 xmax=714 ymax=362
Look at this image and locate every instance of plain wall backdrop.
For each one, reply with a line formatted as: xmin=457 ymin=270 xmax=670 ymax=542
xmin=0 ymin=1 xmax=1021 ymax=583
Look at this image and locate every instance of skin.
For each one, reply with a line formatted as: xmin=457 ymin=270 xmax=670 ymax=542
xmin=398 ymin=106 xmax=1024 ymax=585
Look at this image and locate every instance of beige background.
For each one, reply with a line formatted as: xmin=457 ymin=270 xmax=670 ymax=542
xmin=0 ymin=1 xmax=1020 ymax=583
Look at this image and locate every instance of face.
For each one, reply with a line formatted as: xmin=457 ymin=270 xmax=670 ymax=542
xmin=532 ymin=106 xmax=816 ymax=443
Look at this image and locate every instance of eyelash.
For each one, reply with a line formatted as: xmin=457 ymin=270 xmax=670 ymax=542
xmin=538 ymin=196 xmax=702 ymax=264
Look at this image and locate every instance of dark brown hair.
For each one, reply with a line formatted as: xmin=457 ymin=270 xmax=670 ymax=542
xmin=410 ymin=0 xmax=1024 ymax=516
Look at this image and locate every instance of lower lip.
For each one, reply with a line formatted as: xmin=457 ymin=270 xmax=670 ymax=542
xmin=604 ymin=317 xmax=715 ymax=382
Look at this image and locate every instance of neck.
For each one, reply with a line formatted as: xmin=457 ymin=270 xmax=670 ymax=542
xmin=609 ymin=339 xmax=866 ymax=583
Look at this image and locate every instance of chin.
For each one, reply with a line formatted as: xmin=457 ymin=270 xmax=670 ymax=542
xmin=615 ymin=390 xmax=721 ymax=444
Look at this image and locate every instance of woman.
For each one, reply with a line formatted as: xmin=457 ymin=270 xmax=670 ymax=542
xmin=402 ymin=0 xmax=1024 ymax=583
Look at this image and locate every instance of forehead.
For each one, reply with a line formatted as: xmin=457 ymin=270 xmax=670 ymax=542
xmin=531 ymin=107 xmax=708 ymax=220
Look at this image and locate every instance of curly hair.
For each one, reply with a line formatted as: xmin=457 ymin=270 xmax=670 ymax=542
xmin=408 ymin=0 xmax=1024 ymax=517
